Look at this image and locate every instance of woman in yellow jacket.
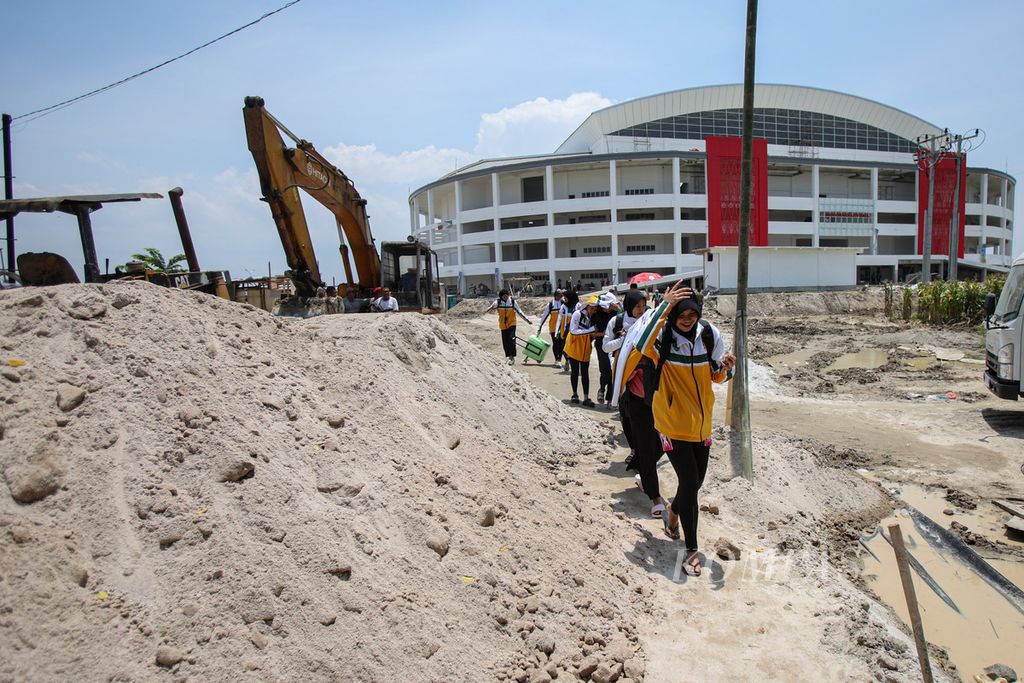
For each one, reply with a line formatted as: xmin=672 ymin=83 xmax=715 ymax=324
xmin=635 ymin=283 xmax=736 ymax=575
xmin=485 ymin=289 xmax=532 ymax=365
xmin=562 ymin=294 xmax=600 ymax=406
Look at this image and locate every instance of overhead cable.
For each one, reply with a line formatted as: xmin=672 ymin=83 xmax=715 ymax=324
xmin=14 ymin=0 xmax=303 ymax=124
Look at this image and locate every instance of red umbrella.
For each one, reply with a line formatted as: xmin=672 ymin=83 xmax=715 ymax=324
xmin=628 ymin=272 xmax=663 ymax=285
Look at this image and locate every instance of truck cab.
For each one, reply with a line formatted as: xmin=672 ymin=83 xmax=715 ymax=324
xmin=984 ymin=254 xmax=1024 ymax=400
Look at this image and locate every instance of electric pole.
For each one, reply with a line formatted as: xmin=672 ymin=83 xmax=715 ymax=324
xmin=2 ymin=113 xmax=14 ymax=275
xmin=947 ymin=129 xmax=979 ymax=282
xmin=730 ymin=0 xmax=757 ymax=482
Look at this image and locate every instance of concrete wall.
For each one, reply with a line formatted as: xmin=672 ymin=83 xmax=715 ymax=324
xmin=553 ymin=167 xmax=610 ymax=199
xmin=617 ymin=164 xmax=672 ymax=195
xmin=461 ymin=177 xmax=492 ymax=211
xmin=702 ymin=247 xmax=860 ymax=291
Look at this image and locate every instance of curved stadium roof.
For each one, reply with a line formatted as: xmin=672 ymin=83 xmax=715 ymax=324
xmin=556 ymin=84 xmax=943 ymax=154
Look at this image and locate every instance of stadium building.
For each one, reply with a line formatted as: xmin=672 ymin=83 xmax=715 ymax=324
xmin=408 ymin=84 xmax=1015 ymax=294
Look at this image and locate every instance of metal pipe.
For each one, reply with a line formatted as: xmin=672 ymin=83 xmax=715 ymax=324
xmin=75 ymin=206 xmax=100 ymax=283
xmin=2 ymin=113 xmax=14 ymax=273
xmin=339 ymin=243 xmax=354 ymax=289
xmin=168 ymin=187 xmax=201 ymax=272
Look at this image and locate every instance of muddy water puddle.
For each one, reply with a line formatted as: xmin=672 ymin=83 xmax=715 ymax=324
xmin=824 ymin=349 xmax=889 ymax=372
xmin=860 ymin=481 xmax=1024 ymax=677
xmin=765 ymin=349 xmax=816 ymax=372
xmin=904 ymin=355 xmax=934 ymax=371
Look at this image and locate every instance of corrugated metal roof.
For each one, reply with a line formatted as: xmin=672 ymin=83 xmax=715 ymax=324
xmin=0 ymin=193 xmax=162 ymax=217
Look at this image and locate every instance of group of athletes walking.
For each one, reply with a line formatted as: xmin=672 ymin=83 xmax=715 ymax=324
xmin=486 ymin=282 xmax=737 ymax=576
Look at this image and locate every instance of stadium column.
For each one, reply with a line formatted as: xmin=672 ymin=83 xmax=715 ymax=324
xmin=455 ymin=180 xmax=465 ymax=292
xmin=609 ymin=160 xmax=617 ymax=283
xmin=811 ymin=164 xmax=820 ymax=248
xmin=979 ymin=174 xmax=988 ymax=262
xmin=410 ymin=196 xmax=419 ymax=236
xmin=492 ymin=172 xmax=502 ymax=289
xmin=870 ymin=167 xmax=879 ymax=255
xmin=546 ymin=164 xmax=556 ymax=285
xmin=426 ymin=189 xmax=435 ymax=232
xmin=672 ymin=157 xmax=682 ymax=274
xmin=1001 ymin=177 xmax=1009 ymax=261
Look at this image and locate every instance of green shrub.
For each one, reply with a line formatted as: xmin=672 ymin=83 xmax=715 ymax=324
xmin=902 ymin=277 xmax=1006 ymax=326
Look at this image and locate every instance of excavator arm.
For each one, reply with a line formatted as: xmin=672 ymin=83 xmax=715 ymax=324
xmin=243 ymin=96 xmax=381 ymax=298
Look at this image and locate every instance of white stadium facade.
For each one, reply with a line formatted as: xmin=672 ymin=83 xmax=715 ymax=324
xmin=409 ymin=84 xmax=1015 ymax=294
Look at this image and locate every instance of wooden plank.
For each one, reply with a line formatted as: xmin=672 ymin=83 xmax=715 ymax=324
xmin=889 ymin=523 xmax=934 ymax=683
xmin=994 ymin=499 xmax=1024 ymax=519
xmin=1006 ymin=517 xmax=1024 ymax=533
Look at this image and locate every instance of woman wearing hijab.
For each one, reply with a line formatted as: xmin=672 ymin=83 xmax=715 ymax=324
xmin=562 ymin=294 xmax=600 ymax=406
xmin=604 ymin=289 xmax=649 ymax=472
xmin=535 ymin=289 xmax=566 ymax=367
xmin=590 ymin=292 xmax=619 ymax=407
xmin=609 ymin=290 xmax=682 ymax=521
xmin=555 ymin=289 xmax=579 ymax=373
xmin=634 ymin=282 xmax=736 ymax=576
xmin=484 ymin=288 xmax=532 ymax=365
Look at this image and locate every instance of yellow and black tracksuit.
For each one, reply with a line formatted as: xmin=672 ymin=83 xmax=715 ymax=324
xmin=536 ymin=299 xmax=565 ymax=361
xmin=488 ymin=297 xmax=529 ymax=359
xmin=635 ymin=302 xmax=732 ymax=551
xmin=564 ymin=307 xmax=598 ymax=399
xmin=635 ymin=304 xmax=731 ymax=442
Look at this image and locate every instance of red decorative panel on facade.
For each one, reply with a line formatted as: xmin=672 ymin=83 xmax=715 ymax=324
xmin=705 ymin=136 xmax=768 ymax=247
xmin=917 ymin=152 xmax=966 ymax=259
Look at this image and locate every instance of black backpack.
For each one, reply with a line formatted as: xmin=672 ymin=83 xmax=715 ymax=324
xmin=612 ymin=311 xmax=626 ymax=337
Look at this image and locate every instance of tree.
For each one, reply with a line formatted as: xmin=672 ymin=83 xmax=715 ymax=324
xmin=127 ymin=247 xmax=187 ymax=273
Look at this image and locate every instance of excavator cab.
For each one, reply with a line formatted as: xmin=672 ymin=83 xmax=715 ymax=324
xmin=380 ymin=239 xmax=442 ymax=312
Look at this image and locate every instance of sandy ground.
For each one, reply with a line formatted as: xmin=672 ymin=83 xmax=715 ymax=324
xmin=0 ymin=283 xmax=1020 ymax=682
xmin=450 ymin=291 xmax=1023 ymax=682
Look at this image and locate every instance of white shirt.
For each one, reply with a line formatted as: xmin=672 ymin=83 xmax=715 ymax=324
xmin=373 ymin=296 xmax=399 ymax=312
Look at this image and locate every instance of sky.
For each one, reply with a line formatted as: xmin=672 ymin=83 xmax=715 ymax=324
xmin=1 ymin=0 xmax=1022 ymax=285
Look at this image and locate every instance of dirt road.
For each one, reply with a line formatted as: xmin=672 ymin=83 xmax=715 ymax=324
xmin=449 ymin=291 xmax=1024 ymax=680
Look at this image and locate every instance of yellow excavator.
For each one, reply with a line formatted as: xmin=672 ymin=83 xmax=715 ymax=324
xmin=243 ymin=96 xmax=442 ymax=314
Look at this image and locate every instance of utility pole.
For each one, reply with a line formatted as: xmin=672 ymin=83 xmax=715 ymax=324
xmin=2 ymin=113 xmax=14 ymax=275
xmin=915 ymin=130 xmax=951 ymax=284
xmin=730 ymin=0 xmax=757 ymax=482
xmin=947 ymin=129 xmax=979 ymax=282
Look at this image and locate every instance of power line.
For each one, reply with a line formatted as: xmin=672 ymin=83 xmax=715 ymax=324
xmin=13 ymin=0 xmax=303 ymax=124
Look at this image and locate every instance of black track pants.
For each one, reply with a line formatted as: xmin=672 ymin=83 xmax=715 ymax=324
xmin=622 ymin=391 xmax=662 ymax=501
xmin=551 ymin=335 xmax=565 ymax=361
xmin=667 ymin=440 xmax=711 ymax=552
xmin=594 ymin=340 xmax=612 ymax=396
xmin=619 ymin=399 xmax=635 ymax=453
xmin=501 ymin=326 xmax=516 ymax=358
xmin=568 ymin=358 xmax=589 ymax=397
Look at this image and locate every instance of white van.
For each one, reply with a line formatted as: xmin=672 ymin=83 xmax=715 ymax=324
xmin=984 ymin=254 xmax=1024 ymax=399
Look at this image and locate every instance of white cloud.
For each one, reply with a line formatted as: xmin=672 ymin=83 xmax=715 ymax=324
xmin=322 ymin=143 xmax=465 ymax=187
xmin=474 ymin=92 xmax=611 ymax=158
xmin=323 ymin=92 xmax=612 ymax=188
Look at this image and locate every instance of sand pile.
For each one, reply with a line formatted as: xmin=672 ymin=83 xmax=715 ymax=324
xmin=713 ymin=287 xmax=884 ymax=318
xmin=0 ymin=283 xmax=658 ymax=682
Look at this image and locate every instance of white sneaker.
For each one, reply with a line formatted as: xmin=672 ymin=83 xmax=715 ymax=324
xmin=507 ymin=358 xmax=514 ymax=365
